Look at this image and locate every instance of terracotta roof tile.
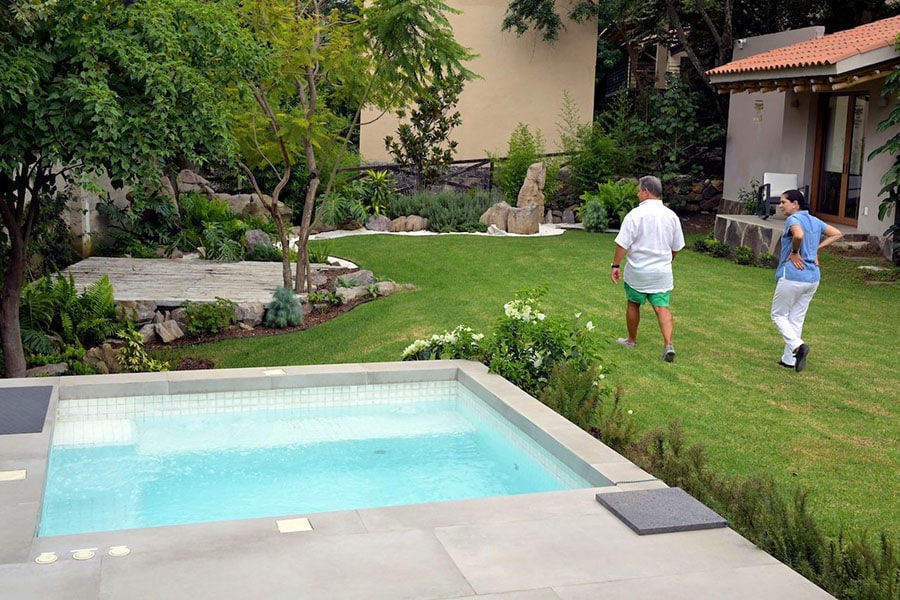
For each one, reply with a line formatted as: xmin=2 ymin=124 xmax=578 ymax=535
xmin=708 ymin=16 xmax=900 ymax=76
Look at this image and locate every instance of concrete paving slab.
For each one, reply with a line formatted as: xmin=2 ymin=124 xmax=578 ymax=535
xmin=0 ymin=560 xmax=101 ymax=599
xmin=434 ymin=513 xmax=776 ymax=596
xmin=596 ymin=487 xmax=727 ymax=534
xmin=97 ymin=529 xmax=473 ymax=600
xmin=554 ymin=563 xmax=835 ymax=600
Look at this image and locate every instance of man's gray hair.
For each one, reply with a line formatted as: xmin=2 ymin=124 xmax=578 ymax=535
xmin=639 ymin=176 xmax=662 ymax=198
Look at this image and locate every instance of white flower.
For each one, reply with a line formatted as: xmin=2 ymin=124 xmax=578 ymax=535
xmin=472 ymin=333 xmax=484 ymax=341
xmin=585 ymin=321 xmax=594 ymax=331
xmin=574 ymin=311 xmax=582 ymax=319
xmin=536 ymin=312 xmax=546 ymax=321
xmin=627 ymin=410 xmax=633 ymax=415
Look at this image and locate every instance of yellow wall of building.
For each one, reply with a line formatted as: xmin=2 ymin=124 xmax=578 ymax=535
xmin=359 ymin=0 xmax=598 ymax=162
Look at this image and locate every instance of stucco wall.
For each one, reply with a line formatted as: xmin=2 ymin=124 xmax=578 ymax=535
xmin=359 ymin=0 xmax=598 ymax=162
xmin=857 ymin=86 xmax=898 ymax=235
xmin=722 ymin=27 xmax=823 ymax=202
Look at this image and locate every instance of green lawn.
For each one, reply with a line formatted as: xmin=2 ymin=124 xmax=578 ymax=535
xmin=163 ymin=231 xmax=900 ymax=541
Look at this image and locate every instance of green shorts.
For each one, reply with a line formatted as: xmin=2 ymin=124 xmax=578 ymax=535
xmin=624 ymin=282 xmax=671 ymax=307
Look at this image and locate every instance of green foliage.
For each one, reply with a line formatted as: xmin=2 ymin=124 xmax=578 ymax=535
xmin=739 ymin=179 xmax=761 ymax=215
xmin=116 ymin=326 xmax=169 ymax=373
xmin=19 ymin=273 xmax=118 ymax=354
xmin=265 ymin=287 xmax=303 ymax=329
xmin=403 ymin=287 xmax=603 ymax=397
xmin=401 ymin=325 xmax=487 ymax=361
xmin=307 ymin=290 xmax=341 ymax=307
xmin=578 ymin=198 xmax=609 ymax=233
xmin=579 ymin=180 xmax=638 ymax=229
xmin=627 ymin=420 xmax=900 ymax=600
xmin=182 ymin=298 xmax=237 ymax=336
xmin=325 ymin=171 xmax=399 ymax=228
xmin=558 ymin=100 xmax=632 ymax=198
xmin=243 ymin=244 xmax=284 ymax=262
xmin=645 ymin=76 xmax=725 ymax=176
xmin=492 ymin=124 xmax=559 ymax=202
xmin=308 ymin=241 xmax=334 ymax=264
xmin=96 ymin=192 xmax=182 ymax=257
xmin=385 ymin=76 xmax=465 ymax=192
xmin=734 ymin=245 xmax=754 ymax=265
xmin=388 ymin=191 xmax=495 ymax=232
xmin=27 ymin=346 xmax=99 ymax=376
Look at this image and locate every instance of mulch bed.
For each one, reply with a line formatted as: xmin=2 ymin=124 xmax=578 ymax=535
xmin=147 ymin=267 xmax=373 ymax=370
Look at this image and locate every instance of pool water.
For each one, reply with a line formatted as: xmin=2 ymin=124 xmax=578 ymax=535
xmin=40 ymin=385 xmax=591 ymax=536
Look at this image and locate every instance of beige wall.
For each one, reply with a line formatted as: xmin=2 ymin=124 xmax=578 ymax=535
xmin=359 ymin=0 xmax=598 ymax=162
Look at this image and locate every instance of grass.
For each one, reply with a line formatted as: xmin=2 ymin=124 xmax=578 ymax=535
xmin=161 ymin=230 xmax=900 ymax=541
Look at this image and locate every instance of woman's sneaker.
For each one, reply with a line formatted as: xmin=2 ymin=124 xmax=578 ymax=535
xmin=616 ymin=338 xmax=637 ymax=348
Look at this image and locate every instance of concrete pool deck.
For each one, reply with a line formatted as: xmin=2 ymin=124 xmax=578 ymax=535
xmin=0 ymin=361 xmax=834 ymax=599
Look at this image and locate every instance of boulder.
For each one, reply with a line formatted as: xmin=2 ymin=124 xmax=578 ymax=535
xmin=234 ymin=301 xmax=266 ymax=327
xmin=375 ymin=281 xmax=397 ymax=296
xmin=25 ymin=363 xmax=67 ymax=377
xmin=507 ymin=203 xmax=543 ymax=235
xmin=155 ymin=320 xmax=185 ymax=343
xmin=116 ymin=300 xmax=158 ymax=323
xmin=334 ymin=269 xmax=375 ymax=288
xmin=84 ymin=343 xmax=122 ymax=375
xmin=366 ymin=215 xmax=392 ymax=231
xmin=480 ymin=201 xmax=512 ymax=230
xmin=335 ymin=286 xmax=367 ymax=304
xmin=244 ymin=229 xmax=273 ymax=252
xmin=517 ymin=162 xmax=546 ymax=209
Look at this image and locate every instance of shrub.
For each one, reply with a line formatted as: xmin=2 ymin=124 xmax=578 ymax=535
xmin=265 ymin=287 xmax=303 ymax=329
xmin=734 ymin=245 xmax=754 ymax=265
xmin=182 ymin=297 xmax=237 ymax=336
xmin=403 ymin=288 xmax=603 ymax=398
xmin=117 ymin=326 xmax=169 ymax=372
xmin=579 ymin=198 xmax=608 ymax=232
xmin=580 ymin=179 xmax=638 ymax=229
xmin=626 ymin=420 xmax=900 ymax=600
xmin=492 ymin=124 xmax=559 ymax=203
xmin=243 ymin=244 xmax=283 ymax=262
xmin=757 ymin=252 xmax=778 ymax=268
xmin=19 ymin=273 xmax=118 ymax=356
xmin=739 ymin=179 xmax=761 ymax=215
xmin=308 ymin=240 xmax=334 ymax=264
xmin=401 ymin=325 xmax=486 ymax=362
xmin=388 ymin=191 xmax=495 ymax=233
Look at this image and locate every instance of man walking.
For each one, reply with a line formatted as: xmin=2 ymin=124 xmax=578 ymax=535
xmin=610 ymin=175 xmax=685 ymax=362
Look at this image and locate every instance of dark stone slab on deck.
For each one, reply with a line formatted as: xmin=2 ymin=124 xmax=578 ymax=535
xmin=0 ymin=386 xmax=52 ymax=435
xmin=596 ymin=487 xmax=727 ymax=535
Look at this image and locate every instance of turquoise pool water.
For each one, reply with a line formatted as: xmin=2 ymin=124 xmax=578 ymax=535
xmin=40 ymin=383 xmax=592 ymax=536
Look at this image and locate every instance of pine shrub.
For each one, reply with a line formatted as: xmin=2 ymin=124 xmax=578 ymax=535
xmin=265 ymin=286 xmax=303 ymax=329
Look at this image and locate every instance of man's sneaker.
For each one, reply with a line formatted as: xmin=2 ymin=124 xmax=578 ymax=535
xmin=777 ymin=360 xmax=794 ymax=369
xmin=793 ymin=344 xmax=809 ymax=372
xmin=661 ymin=344 xmax=676 ymax=362
xmin=616 ymin=338 xmax=637 ymax=348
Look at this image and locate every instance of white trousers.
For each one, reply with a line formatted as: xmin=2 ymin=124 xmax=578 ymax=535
xmin=770 ymin=277 xmax=819 ymax=365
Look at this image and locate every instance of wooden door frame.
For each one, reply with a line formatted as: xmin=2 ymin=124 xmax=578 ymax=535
xmin=810 ymin=92 xmax=865 ymax=226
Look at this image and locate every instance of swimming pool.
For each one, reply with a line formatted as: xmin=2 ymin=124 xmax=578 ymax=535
xmin=39 ymin=363 xmax=613 ymax=537
xmin=41 ymin=381 xmax=592 ymax=536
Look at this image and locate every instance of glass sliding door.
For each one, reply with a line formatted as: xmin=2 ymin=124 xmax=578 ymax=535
xmin=816 ymin=94 xmax=868 ymax=225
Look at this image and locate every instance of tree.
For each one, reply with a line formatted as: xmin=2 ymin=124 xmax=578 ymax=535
xmin=236 ymin=0 xmax=477 ymax=293
xmin=384 ymin=75 xmax=465 ymax=192
xmin=0 ymin=0 xmax=259 ymax=378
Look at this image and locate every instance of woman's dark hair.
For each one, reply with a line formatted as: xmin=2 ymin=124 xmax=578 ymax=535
xmin=783 ymin=189 xmax=808 ymax=210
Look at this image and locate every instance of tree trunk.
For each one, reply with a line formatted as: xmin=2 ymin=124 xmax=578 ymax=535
xmin=295 ymin=149 xmax=320 ymax=293
xmin=0 ymin=230 xmax=27 ymax=379
xmin=0 ymin=180 xmax=30 ymax=378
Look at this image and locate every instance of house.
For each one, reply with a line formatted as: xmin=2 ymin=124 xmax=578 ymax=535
xmin=358 ymin=1 xmax=598 ymax=162
xmin=706 ymin=16 xmax=900 ymax=259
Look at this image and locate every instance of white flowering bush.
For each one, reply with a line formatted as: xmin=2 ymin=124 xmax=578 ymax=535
xmin=401 ymin=325 xmax=486 ymax=361
xmin=402 ymin=288 xmax=603 ymax=397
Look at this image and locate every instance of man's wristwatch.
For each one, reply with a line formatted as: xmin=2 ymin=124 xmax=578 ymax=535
xmin=610 ymin=264 xmax=620 ymax=268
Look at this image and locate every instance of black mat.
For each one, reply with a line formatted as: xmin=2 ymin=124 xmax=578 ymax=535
xmin=596 ymin=487 xmax=727 ymax=535
xmin=0 ymin=386 xmax=53 ymax=435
